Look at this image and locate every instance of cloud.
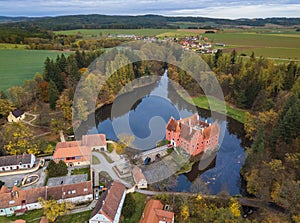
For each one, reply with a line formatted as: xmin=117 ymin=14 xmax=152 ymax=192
xmin=0 ymin=0 xmax=299 ymax=18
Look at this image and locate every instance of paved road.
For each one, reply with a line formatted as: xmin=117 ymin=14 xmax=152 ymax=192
xmin=92 ymin=152 xmax=132 ymax=188
xmin=70 ymin=200 xmax=98 ymax=214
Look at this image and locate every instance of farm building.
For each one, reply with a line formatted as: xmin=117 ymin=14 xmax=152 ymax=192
xmin=0 ymin=154 xmax=36 ymax=172
xmin=132 ymin=166 xmax=147 ymax=189
xmin=7 ymin=110 xmax=25 ymax=123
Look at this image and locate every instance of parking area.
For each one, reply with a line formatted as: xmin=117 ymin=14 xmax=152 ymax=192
xmin=0 ymin=165 xmax=47 ymax=189
xmin=47 ymin=174 xmax=88 ymax=186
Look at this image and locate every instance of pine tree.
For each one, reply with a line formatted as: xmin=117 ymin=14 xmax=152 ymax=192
xmin=48 ymin=81 xmax=59 ymax=110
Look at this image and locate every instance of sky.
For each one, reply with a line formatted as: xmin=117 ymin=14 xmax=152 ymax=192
xmin=0 ymin=0 xmax=300 ymax=19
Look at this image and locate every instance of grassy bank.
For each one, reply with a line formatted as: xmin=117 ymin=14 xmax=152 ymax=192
xmin=192 ymin=95 xmax=246 ymax=123
xmin=0 ymin=209 xmax=44 ymax=223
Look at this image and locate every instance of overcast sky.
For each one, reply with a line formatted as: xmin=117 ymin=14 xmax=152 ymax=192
xmin=1 ymin=0 xmax=300 ymax=18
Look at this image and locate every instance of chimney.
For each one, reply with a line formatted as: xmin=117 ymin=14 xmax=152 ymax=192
xmin=190 ymin=126 xmax=192 ymax=134
xmin=189 ymin=118 xmax=191 ymax=126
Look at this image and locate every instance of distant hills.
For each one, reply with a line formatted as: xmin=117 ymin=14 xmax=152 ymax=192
xmin=0 ymin=14 xmax=300 ymax=31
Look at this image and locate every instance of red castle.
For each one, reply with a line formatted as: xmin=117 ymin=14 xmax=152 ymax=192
xmin=166 ymin=114 xmax=220 ymax=156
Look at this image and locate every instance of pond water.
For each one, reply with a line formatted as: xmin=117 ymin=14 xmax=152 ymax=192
xmin=86 ymin=71 xmax=248 ymax=195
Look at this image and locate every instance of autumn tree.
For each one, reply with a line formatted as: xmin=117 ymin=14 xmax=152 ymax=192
xmin=0 ymin=99 xmax=15 ymax=118
xmin=46 ymin=160 xmax=68 ymax=177
xmin=38 ymin=197 xmax=74 ymax=222
xmin=180 ymin=205 xmax=190 ymax=222
xmin=8 ymin=85 xmax=30 ymax=108
xmin=3 ymin=122 xmax=39 ymax=155
xmin=56 ymin=89 xmax=73 ymax=121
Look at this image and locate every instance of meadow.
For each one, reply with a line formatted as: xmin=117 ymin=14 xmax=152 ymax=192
xmin=0 ymin=49 xmax=71 ymax=90
xmin=201 ymin=32 xmax=300 ymax=60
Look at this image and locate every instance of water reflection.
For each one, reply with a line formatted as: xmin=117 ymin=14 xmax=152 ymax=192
xmin=84 ymin=71 xmax=246 ymax=195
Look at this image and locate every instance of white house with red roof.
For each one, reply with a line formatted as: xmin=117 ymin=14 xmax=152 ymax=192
xmin=89 ymin=181 xmax=126 ymax=223
xmin=132 ymin=166 xmax=147 ymax=189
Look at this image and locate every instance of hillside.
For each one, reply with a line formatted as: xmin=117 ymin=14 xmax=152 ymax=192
xmin=0 ymin=14 xmax=299 ymax=31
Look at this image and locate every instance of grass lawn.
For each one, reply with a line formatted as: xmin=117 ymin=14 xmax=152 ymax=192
xmin=92 ymin=155 xmax=100 ymax=165
xmin=71 ymin=167 xmax=89 ymax=175
xmin=121 ymin=193 xmax=147 ymax=223
xmin=0 ymin=49 xmax=71 ymax=90
xmin=71 ymin=167 xmax=91 ymax=180
xmin=0 ymin=209 xmax=44 ymax=223
xmin=192 ymin=95 xmax=246 ymax=123
xmin=56 ymin=210 xmax=92 ymax=223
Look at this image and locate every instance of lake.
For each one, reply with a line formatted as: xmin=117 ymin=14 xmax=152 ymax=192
xmin=86 ymin=70 xmax=248 ymax=195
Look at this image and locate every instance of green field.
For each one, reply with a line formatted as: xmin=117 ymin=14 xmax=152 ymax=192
xmin=201 ymin=32 xmax=300 ymax=60
xmin=0 ymin=49 xmax=72 ymax=90
xmin=56 ymin=28 xmax=300 ymax=59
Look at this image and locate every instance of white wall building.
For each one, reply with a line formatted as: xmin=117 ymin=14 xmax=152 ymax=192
xmin=0 ymin=154 xmax=36 ymax=172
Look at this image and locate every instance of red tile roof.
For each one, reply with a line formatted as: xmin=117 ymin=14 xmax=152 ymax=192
xmin=53 ymin=145 xmax=91 ymax=161
xmin=155 ymin=209 xmax=174 ymax=222
xmin=12 ymin=220 xmax=26 ymax=223
xmin=203 ymin=123 xmax=219 ymax=139
xmin=132 ymin=166 xmax=146 ymax=184
xmin=81 ymin=134 xmax=106 ymax=147
xmin=0 ymin=185 xmax=9 ymax=194
xmin=0 ymin=181 xmax=92 ymax=209
xmin=91 ymin=181 xmax=126 ymax=221
xmin=140 ymin=199 xmax=174 ymax=223
xmin=56 ymin=141 xmax=81 ymax=149
xmin=166 ymin=117 xmax=180 ymax=132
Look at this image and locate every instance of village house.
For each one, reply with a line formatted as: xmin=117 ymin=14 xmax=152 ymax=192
xmin=89 ymin=181 xmax=126 ymax=223
xmin=0 ymin=154 xmax=36 ymax=172
xmin=53 ymin=141 xmax=91 ymax=167
xmin=132 ymin=166 xmax=147 ymax=189
xmin=81 ymin=134 xmax=107 ymax=151
xmin=0 ymin=181 xmax=93 ymax=217
xmin=166 ymin=114 xmax=220 ymax=156
xmin=140 ymin=199 xmax=174 ymax=223
xmin=7 ymin=110 xmax=25 ymax=123
xmin=53 ymin=134 xmax=107 ymax=166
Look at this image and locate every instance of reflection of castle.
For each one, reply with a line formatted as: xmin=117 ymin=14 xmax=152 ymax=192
xmin=166 ymin=114 xmax=220 ymax=156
